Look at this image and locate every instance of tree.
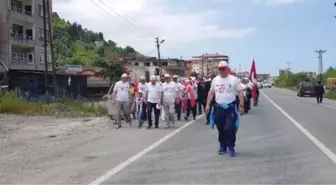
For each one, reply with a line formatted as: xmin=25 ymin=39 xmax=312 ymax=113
xmin=191 ymin=71 xmax=198 ymax=77
xmin=102 ymin=61 xmax=125 ymax=85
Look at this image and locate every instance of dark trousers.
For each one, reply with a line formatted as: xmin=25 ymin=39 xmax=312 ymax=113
xmin=316 ymin=94 xmax=323 ymax=103
xmin=214 ymin=103 xmax=237 ymax=148
xmin=175 ymin=102 xmax=182 ymax=120
xmin=147 ymin=102 xmax=160 ymax=126
xmin=197 ymin=98 xmax=206 ymax=114
xmin=186 ymin=99 xmax=196 ymax=118
xmin=141 ymin=102 xmax=147 ymax=120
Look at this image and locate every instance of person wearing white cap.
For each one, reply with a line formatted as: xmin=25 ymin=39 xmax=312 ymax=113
xmin=205 ymin=61 xmax=244 ymax=157
xmin=161 ymin=74 xmax=179 ymax=128
xmin=112 ymin=73 xmax=132 ymax=128
xmin=137 ymin=76 xmax=148 ymax=121
xmin=172 ymin=75 xmax=184 ymax=120
xmin=144 ymin=75 xmax=163 ymax=129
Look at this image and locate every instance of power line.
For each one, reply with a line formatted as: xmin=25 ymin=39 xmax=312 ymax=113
xmin=93 ymin=0 xmax=184 ymax=58
xmin=95 ymin=0 xmax=150 ymax=35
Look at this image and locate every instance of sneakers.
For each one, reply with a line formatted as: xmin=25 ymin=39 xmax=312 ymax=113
xmin=228 ymin=147 xmax=236 ymax=157
xmin=218 ymin=146 xmax=236 ymax=157
xmin=218 ymin=146 xmax=227 ymax=155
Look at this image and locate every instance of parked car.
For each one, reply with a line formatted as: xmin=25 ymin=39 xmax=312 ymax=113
xmin=263 ymin=83 xmax=272 ymax=88
xmin=297 ymin=82 xmax=315 ymax=97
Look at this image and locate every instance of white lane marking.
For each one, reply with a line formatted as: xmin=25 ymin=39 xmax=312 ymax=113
xmin=260 ymin=91 xmax=336 ymax=164
xmin=88 ymin=115 xmax=204 ymax=185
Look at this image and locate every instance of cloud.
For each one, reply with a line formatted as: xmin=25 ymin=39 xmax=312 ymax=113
xmin=254 ymin=0 xmax=303 ymax=5
xmin=53 ymin=0 xmax=256 ymax=54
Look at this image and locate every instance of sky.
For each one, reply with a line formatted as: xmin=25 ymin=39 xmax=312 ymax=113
xmin=53 ymin=0 xmax=336 ymax=76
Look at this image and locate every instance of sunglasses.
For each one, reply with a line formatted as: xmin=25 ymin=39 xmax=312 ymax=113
xmin=218 ymin=67 xmax=228 ymax=71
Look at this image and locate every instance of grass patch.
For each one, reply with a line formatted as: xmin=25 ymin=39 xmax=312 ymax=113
xmin=0 ymin=91 xmax=107 ymax=117
xmin=325 ymin=91 xmax=336 ymax=100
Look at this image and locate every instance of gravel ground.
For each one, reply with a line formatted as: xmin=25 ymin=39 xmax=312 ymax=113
xmin=0 ymin=114 xmax=111 ymax=183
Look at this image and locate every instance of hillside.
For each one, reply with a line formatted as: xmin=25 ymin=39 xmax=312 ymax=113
xmin=52 ymin=12 xmax=144 ymax=67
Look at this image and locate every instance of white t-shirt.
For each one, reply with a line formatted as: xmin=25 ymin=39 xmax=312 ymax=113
xmin=113 ymin=81 xmax=130 ymax=101
xmin=175 ymin=82 xmax=184 ymax=98
xmin=162 ymin=82 xmax=178 ymax=103
xmin=146 ymin=83 xmax=163 ymax=103
xmin=210 ymin=75 xmax=243 ymax=104
xmin=138 ymin=83 xmax=148 ymax=96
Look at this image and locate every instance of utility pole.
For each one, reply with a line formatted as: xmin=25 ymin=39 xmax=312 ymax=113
xmin=334 ymin=2 xmax=336 ymax=18
xmin=46 ymin=0 xmax=58 ymax=97
xmin=286 ymin=62 xmax=292 ymax=77
xmin=286 ymin=62 xmax=292 ymax=72
xmin=315 ymin=50 xmax=326 ymax=82
xmin=201 ymin=54 xmax=204 ymax=77
xmin=155 ymin=37 xmax=165 ymax=75
xmin=42 ymin=0 xmax=48 ymax=95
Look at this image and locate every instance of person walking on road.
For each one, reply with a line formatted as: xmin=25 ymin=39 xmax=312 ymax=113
xmin=205 ymin=61 xmax=244 ymax=157
xmin=197 ymin=78 xmax=207 ymax=115
xmin=173 ymin=75 xmax=184 ymax=121
xmin=145 ymin=76 xmax=163 ymax=129
xmin=184 ymin=78 xmax=197 ymax=121
xmin=205 ymin=76 xmax=215 ymax=125
xmin=135 ymin=91 xmax=146 ymax=128
xmin=138 ymin=76 xmax=148 ymax=120
xmin=162 ymin=74 xmax=179 ymax=128
xmin=315 ymin=81 xmax=325 ymax=104
xmin=112 ymin=73 xmax=132 ymax=128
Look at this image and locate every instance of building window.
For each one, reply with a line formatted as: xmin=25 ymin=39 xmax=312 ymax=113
xmin=40 ymin=54 xmax=44 ymax=63
xmin=28 ymin=53 xmax=34 ymax=64
xmin=47 ymin=55 xmax=51 ymax=63
xmin=20 ymin=53 xmax=24 ymax=63
xmin=38 ymin=5 xmax=44 ymax=17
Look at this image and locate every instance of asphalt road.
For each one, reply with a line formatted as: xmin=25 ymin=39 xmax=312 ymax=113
xmin=1 ymin=88 xmax=336 ymax=184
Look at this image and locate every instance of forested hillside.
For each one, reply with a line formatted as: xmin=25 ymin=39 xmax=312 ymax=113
xmin=52 ymin=12 xmax=144 ymax=67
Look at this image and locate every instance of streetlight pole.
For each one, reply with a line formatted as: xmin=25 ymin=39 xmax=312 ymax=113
xmin=155 ymin=37 xmax=165 ymax=75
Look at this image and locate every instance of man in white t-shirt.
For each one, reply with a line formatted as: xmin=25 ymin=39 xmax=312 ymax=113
xmin=205 ymin=61 xmax=244 ymax=157
xmin=161 ymin=74 xmax=179 ymax=128
xmin=137 ymin=76 xmax=148 ymax=121
xmin=112 ymin=73 xmax=132 ymax=128
xmin=145 ymin=75 xmax=163 ymax=129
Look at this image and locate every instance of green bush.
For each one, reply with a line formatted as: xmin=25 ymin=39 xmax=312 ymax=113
xmin=0 ymin=91 xmax=107 ymax=117
xmin=325 ymin=91 xmax=336 ymax=100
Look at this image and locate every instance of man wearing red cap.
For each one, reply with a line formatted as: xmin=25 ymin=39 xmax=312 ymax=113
xmin=205 ymin=61 xmax=244 ymax=157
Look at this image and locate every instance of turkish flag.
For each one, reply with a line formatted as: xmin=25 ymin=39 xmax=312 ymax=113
xmin=248 ymin=59 xmax=258 ymax=83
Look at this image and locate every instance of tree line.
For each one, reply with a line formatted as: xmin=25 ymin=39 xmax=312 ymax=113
xmin=275 ymin=66 xmax=336 ymax=88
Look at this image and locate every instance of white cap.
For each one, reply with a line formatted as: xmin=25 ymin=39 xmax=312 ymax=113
xmin=173 ymin=75 xmax=178 ymax=78
xmin=164 ymin=74 xmax=170 ymax=78
xmin=218 ymin=61 xmax=229 ymax=68
xmin=138 ymin=90 xmax=143 ymax=94
xmin=150 ymin=75 xmax=156 ymax=80
xmin=121 ymin=73 xmax=128 ymax=78
xmin=140 ymin=76 xmax=145 ymax=80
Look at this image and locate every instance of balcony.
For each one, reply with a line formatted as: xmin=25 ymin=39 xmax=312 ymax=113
xmin=9 ymin=5 xmax=35 ymax=23
xmin=10 ymin=33 xmax=37 ymax=48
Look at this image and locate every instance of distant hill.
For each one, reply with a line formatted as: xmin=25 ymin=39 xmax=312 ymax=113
xmin=52 ymin=12 xmax=144 ymax=67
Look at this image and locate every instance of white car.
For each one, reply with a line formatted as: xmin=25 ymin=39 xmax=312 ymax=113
xmin=263 ymin=83 xmax=272 ymax=88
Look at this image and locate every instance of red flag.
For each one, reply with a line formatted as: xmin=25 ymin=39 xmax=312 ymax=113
xmin=249 ymin=59 xmax=258 ymax=83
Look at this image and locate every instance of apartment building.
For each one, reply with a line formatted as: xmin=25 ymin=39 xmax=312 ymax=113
xmin=186 ymin=53 xmax=229 ymax=77
xmin=0 ymin=0 xmax=52 ymax=72
xmin=110 ymin=56 xmax=186 ymax=81
xmin=0 ymin=0 xmax=53 ymax=92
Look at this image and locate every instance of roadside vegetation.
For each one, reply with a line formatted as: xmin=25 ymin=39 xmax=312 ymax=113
xmin=274 ymin=67 xmax=336 ymax=100
xmin=0 ymin=91 xmax=107 ymax=117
